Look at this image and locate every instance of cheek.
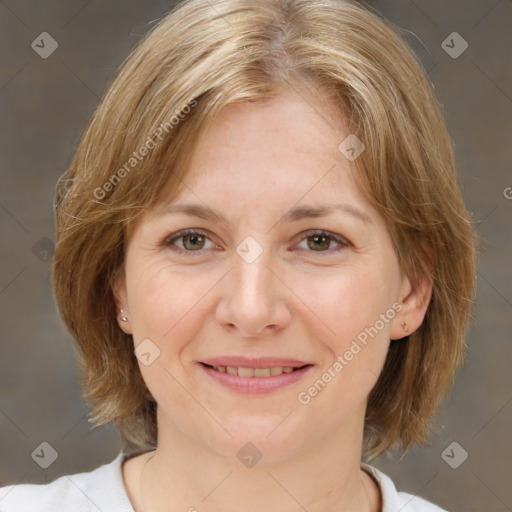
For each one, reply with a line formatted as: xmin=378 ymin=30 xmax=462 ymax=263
xmin=296 ymin=265 xmax=394 ymax=351
xmin=296 ymin=266 xmax=396 ymax=407
xmin=295 ymin=270 xmax=395 ymax=410
xmin=125 ymin=256 xmax=227 ymax=367
xmin=124 ymin=259 xmax=213 ymax=403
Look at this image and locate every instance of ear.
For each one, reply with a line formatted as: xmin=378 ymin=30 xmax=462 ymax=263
xmin=112 ymin=266 xmax=133 ymax=335
xmin=390 ymin=270 xmax=433 ymax=341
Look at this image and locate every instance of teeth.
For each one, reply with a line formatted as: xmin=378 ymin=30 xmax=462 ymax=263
xmin=212 ymin=365 xmax=299 ymax=377
xmin=238 ymin=367 xmax=254 ymax=377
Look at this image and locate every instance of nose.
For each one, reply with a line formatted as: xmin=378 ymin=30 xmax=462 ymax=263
xmin=215 ymin=245 xmax=292 ymax=338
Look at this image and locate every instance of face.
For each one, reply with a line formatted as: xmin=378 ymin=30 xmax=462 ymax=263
xmin=115 ymin=88 xmax=425 ymax=464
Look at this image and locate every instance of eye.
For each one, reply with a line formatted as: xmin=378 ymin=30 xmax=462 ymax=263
xmin=164 ymin=229 xmax=217 ymax=253
xmin=162 ymin=228 xmax=350 ymax=256
xmin=295 ymin=230 xmax=350 ymax=253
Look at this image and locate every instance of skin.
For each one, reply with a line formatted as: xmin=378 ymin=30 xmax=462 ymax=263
xmin=114 ymin=86 xmax=432 ymax=512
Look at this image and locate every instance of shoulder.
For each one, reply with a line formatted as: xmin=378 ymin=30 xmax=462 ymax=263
xmin=0 ymin=452 xmax=134 ymax=512
xmin=361 ymin=463 xmax=449 ymax=512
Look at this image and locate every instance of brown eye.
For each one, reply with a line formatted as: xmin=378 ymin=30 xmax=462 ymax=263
xmin=296 ymin=230 xmax=349 ymax=253
xmin=307 ymin=234 xmax=332 ymax=251
xmin=164 ymin=229 xmax=349 ymax=256
xmin=182 ymin=233 xmax=206 ymax=250
xmin=165 ymin=229 xmax=215 ymax=253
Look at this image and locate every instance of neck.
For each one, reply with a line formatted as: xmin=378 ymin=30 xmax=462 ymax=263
xmin=134 ymin=408 xmax=380 ymax=512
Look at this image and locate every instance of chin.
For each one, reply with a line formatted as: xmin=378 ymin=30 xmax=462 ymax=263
xmin=202 ymin=414 xmax=312 ymax=466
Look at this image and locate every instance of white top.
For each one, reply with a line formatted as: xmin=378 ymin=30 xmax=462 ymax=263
xmin=0 ymin=451 xmax=448 ymax=511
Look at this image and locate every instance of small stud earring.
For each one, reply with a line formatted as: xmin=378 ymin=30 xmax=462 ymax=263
xmin=401 ymin=321 xmax=409 ymax=333
xmin=120 ymin=307 xmax=128 ymax=322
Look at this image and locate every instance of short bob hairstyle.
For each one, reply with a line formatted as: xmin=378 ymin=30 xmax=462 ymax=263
xmin=53 ymin=0 xmax=477 ymax=460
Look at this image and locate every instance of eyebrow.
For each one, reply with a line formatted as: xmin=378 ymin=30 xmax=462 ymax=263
xmin=154 ymin=202 xmax=373 ymax=225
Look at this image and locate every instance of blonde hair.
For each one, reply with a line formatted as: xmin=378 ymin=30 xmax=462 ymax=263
xmin=53 ymin=0 xmax=478 ymax=459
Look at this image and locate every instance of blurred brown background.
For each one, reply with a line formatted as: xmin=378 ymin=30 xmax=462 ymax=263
xmin=0 ymin=1 xmax=511 ymax=510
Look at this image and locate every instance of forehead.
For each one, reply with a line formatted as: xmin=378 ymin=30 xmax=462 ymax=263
xmin=176 ymin=91 xmax=362 ymax=200
xmin=196 ymin=89 xmax=345 ymax=161
xmin=141 ymin=88 xmax=383 ymax=235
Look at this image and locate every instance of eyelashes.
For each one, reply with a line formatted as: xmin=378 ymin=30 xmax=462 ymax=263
xmin=162 ymin=228 xmax=351 ymax=256
xmin=294 ymin=229 xmax=350 ymax=252
xmin=164 ymin=229 xmax=218 ymax=253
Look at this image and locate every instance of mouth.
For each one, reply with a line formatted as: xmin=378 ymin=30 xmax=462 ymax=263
xmin=201 ymin=363 xmax=311 ymax=377
xmin=198 ymin=361 xmax=314 ymax=394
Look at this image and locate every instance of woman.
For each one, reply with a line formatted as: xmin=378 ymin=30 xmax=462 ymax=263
xmin=0 ymin=0 xmax=477 ymax=510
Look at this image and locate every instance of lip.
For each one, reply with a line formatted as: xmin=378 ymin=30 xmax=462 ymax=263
xmin=200 ymin=356 xmax=311 ymax=368
xmin=198 ymin=361 xmax=314 ymax=394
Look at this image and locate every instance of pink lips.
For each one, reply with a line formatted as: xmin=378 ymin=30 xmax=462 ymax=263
xmin=198 ymin=356 xmax=313 ymax=394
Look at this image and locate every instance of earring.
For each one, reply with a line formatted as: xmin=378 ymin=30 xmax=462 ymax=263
xmin=120 ymin=307 xmax=128 ymax=322
xmin=401 ymin=321 xmax=409 ymax=333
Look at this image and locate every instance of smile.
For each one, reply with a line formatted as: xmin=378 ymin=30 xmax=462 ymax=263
xmin=199 ymin=363 xmax=313 ymax=394
xmin=208 ymin=364 xmax=303 ymax=377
